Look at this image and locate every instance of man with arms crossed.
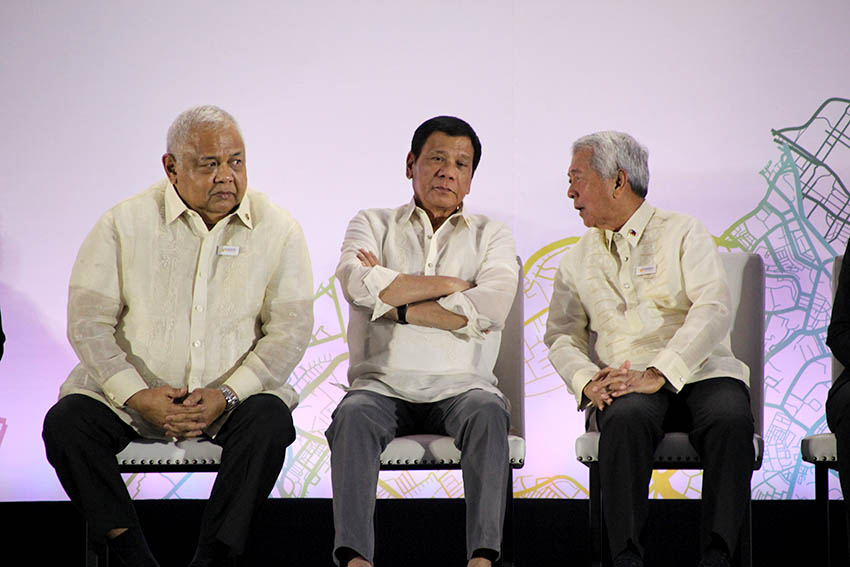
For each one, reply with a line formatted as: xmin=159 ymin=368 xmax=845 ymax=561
xmin=544 ymin=131 xmax=754 ymax=567
xmin=327 ymin=116 xmax=518 ymax=567
xmin=42 ymin=106 xmax=314 ymax=567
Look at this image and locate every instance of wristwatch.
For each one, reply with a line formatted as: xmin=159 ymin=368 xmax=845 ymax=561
xmin=397 ymin=304 xmax=409 ymax=325
xmin=219 ymin=385 xmax=240 ymax=412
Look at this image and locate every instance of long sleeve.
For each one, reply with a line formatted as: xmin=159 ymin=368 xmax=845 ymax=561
xmin=544 ymin=251 xmax=600 ymax=408
xmin=827 ymin=241 xmax=850 ymax=368
xmin=67 ymin=211 xmax=149 ymax=407
xmin=224 ymin=219 xmax=314 ymax=402
xmin=647 ymin=220 xmax=735 ymax=391
xmin=437 ymin=222 xmax=518 ymax=339
xmin=335 ymin=209 xmax=400 ymax=320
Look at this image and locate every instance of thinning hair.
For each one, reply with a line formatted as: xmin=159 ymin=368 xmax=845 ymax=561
xmin=572 ymin=131 xmax=649 ymax=198
xmin=166 ymin=105 xmax=242 ymax=158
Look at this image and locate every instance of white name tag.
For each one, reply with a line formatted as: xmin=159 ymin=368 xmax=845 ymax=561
xmin=635 ymin=264 xmax=656 ymax=276
xmin=218 ymin=245 xmax=240 ymax=256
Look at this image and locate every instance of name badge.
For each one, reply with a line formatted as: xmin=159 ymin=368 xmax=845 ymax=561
xmin=635 ymin=264 xmax=656 ymax=276
xmin=218 ymin=245 xmax=240 ymax=256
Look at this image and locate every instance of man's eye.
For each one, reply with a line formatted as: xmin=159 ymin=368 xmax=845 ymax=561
xmin=231 ymin=159 xmax=242 ymax=166
xmin=432 ymin=156 xmax=443 ymax=162
xmin=457 ymin=162 xmax=468 ymax=168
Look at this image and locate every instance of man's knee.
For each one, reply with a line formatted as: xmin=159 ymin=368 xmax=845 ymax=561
xmin=461 ymin=392 xmax=510 ymax=431
xmin=43 ymin=395 xmax=99 ymax=447
xmin=325 ymin=392 xmax=393 ymax=449
xmin=598 ymin=393 xmax=663 ymax=434
xmin=236 ymin=394 xmax=295 ymax=445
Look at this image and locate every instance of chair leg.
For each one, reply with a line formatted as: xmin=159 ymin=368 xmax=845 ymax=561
xmin=736 ymin=495 xmax=753 ymax=567
xmin=589 ymin=463 xmax=603 ymax=567
xmin=816 ymin=463 xmax=831 ymax=567
xmin=500 ymin=466 xmax=517 ymax=567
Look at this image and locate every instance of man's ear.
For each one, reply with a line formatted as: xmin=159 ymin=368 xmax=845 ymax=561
xmin=613 ymin=169 xmax=628 ymax=196
xmin=405 ymin=151 xmax=415 ymax=179
xmin=162 ymin=153 xmax=178 ymax=184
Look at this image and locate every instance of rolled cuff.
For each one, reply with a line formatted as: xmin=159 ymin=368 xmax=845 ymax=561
xmin=223 ymin=365 xmax=264 ymax=401
xmin=437 ymin=291 xmax=485 ymax=339
xmin=102 ymin=368 xmax=149 ymax=408
xmin=364 ymin=265 xmax=401 ymax=320
xmin=649 ymin=349 xmax=691 ymax=392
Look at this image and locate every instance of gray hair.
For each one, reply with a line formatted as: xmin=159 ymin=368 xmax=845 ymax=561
xmin=572 ymin=131 xmax=649 ymax=198
xmin=166 ymin=105 xmax=242 ymax=158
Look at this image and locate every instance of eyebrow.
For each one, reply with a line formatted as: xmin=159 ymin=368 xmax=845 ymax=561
xmin=199 ymin=151 xmax=244 ymax=161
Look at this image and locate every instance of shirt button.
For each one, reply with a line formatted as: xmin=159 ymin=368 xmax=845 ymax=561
xmin=428 ymin=262 xmax=433 ymax=268
xmin=624 ymin=283 xmax=631 ymax=289
xmin=194 ymin=305 xmax=204 ymax=312
xmin=193 ymin=340 xmax=202 ymax=347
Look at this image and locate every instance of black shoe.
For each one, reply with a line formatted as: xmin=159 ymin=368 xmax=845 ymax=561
xmin=698 ymin=548 xmax=731 ymax=567
xmin=613 ymin=549 xmax=644 ymax=567
xmin=107 ymin=529 xmax=160 ymax=567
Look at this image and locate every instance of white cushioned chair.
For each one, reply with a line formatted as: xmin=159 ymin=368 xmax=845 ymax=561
xmin=800 ymin=254 xmax=843 ymax=567
xmin=377 ymin=257 xmax=526 ymax=566
xmin=574 ymin=252 xmax=765 ymax=567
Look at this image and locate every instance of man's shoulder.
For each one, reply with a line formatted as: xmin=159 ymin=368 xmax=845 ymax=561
xmin=245 ymin=188 xmax=300 ymax=231
xmin=648 ymin=206 xmax=705 ymax=231
xmin=461 ymin=210 xmax=513 ymax=233
xmin=99 ymin=179 xmax=169 ymax=224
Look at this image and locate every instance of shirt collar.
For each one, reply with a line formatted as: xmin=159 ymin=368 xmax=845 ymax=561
xmin=603 ymin=200 xmax=654 ymax=250
xmin=164 ymin=182 xmax=253 ymax=230
xmin=400 ymin=197 xmax=470 ymax=228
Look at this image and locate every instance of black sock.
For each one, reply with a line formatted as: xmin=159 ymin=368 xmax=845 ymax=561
xmin=471 ymin=548 xmax=499 ymax=562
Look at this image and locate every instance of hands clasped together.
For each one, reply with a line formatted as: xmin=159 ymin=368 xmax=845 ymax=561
xmin=583 ymin=361 xmax=667 ymax=411
xmin=126 ymin=385 xmax=227 ymax=439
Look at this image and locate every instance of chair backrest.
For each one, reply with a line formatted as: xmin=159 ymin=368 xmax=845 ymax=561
xmin=493 ymin=257 xmax=525 ymax=438
xmin=721 ymin=253 xmax=765 ymax=438
xmin=834 ymin=255 xmax=845 ymax=382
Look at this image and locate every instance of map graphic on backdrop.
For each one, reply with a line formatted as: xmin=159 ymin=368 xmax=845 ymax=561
xmin=65 ymin=97 xmax=850 ymax=502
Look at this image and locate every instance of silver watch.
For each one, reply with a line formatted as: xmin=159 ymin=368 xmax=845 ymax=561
xmin=219 ymin=385 xmax=240 ymax=412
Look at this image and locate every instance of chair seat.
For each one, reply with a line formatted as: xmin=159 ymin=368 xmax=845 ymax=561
xmin=801 ymin=433 xmax=839 ymax=465
xmin=379 ymin=434 xmax=525 ymax=469
xmin=575 ymin=431 xmax=764 ymax=469
xmin=116 ymin=438 xmax=222 ymax=469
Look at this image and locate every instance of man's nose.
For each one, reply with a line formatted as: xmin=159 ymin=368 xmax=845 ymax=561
xmin=215 ymin=164 xmax=234 ymax=183
xmin=567 ymin=185 xmax=577 ymax=199
xmin=438 ymin=162 xmax=457 ymax=180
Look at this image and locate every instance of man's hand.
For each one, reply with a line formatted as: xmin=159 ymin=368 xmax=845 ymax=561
xmin=125 ymin=386 xmax=201 ymax=435
xmin=607 ymin=366 xmax=667 ymax=397
xmin=164 ymin=387 xmax=228 ymax=439
xmin=583 ymin=361 xmax=630 ymax=410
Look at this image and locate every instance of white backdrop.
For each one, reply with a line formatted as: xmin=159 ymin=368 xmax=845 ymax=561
xmin=1 ymin=0 xmax=849 ymax=501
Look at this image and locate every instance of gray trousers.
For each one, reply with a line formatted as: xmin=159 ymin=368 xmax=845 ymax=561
xmin=325 ymin=389 xmax=510 ymax=564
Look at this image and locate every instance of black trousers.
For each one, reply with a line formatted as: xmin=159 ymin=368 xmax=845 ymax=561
xmin=42 ymin=393 xmax=295 ymax=553
xmin=827 ymin=374 xmax=850 ymax=511
xmin=595 ymin=377 xmax=754 ymax=558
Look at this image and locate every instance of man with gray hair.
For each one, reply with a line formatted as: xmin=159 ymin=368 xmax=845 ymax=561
xmin=544 ymin=131 xmax=754 ymax=567
xmin=42 ymin=105 xmax=314 ymax=566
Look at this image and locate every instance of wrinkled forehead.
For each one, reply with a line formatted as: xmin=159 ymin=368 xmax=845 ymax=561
xmin=181 ymin=123 xmax=245 ymax=159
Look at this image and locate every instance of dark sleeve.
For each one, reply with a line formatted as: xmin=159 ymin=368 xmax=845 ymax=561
xmin=0 ymin=308 xmax=4 ymax=361
xmin=827 ymin=241 xmax=850 ymax=367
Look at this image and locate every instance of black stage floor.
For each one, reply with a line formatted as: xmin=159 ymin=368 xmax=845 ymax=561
xmin=2 ymin=498 xmax=847 ymax=566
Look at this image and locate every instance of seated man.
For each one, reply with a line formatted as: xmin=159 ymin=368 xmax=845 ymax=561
xmin=826 ymin=240 xmax=850 ymax=547
xmin=544 ymin=131 xmax=754 ymax=567
xmin=42 ymin=105 xmax=314 ymax=567
xmin=327 ymin=116 xmax=518 ymax=567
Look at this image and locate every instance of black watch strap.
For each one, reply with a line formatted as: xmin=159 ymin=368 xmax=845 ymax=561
xmin=397 ymin=304 xmax=409 ymax=325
